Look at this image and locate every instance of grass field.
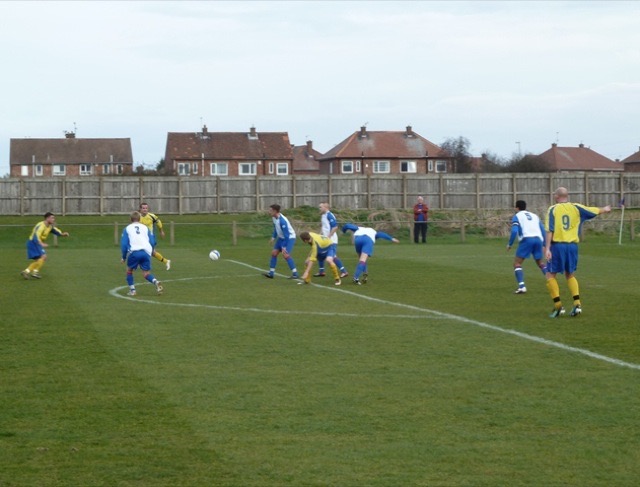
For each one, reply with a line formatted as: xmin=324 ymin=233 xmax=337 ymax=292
xmin=2 ymin=215 xmax=640 ymax=486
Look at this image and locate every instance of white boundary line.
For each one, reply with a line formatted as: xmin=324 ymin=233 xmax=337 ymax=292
xmin=109 ymin=259 xmax=640 ymax=371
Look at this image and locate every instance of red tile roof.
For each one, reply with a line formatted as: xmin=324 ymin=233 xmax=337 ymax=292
xmin=621 ymin=147 xmax=640 ymax=164
xmin=165 ymin=127 xmax=292 ymax=161
xmin=319 ymin=126 xmax=447 ymax=161
xmin=10 ymin=137 xmax=133 ymax=164
xmin=537 ymin=143 xmax=623 ymax=171
xmin=292 ymin=141 xmax=321 ymax=173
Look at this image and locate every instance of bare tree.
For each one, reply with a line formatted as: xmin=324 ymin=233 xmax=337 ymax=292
xmin=440 ymin=136 xmax=473 ymax=173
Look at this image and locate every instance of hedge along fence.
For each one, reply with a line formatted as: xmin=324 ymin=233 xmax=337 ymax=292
xmin=1 ymin=172 xmax=638 ymax=216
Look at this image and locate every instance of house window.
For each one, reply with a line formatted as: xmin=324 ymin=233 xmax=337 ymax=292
xmin=21 ymin=165 xmax=29 ymax=176
xmin=373 ymin=160 xmax=390 ymax=174
xmin=428 ymin=160 xmax=433 ymax=172
xmin=178 ymin=162 xmax=191 ymax=176
xmin=192 ymin=163 xmax=198 ymax=175
xmin=268 ymin=162 xmax=274 ymax=175
xmin=342 ymin=160 xmax=354 ymax=174
xmin=35 ymin=165 xmax=43 ymax=176
xmin=355 ymin=160 xmax=361 ymax=172
xmin=400 ymin=161 xmax=417 ymax=173
xmin=53 ymin=164 xmax=66 ymax=176
xmin=80 ymin=164 xmax=92 ymax=176
xmin=116 ymin=164 xmax=124 ymax=175
xmin=276 ymin=163 xmax=288 ymax=175
xmin=210 ymin=162 xmax=228 ymax=176
xmin=103 ymin=164 xmax=111 ymax=175
xmin=239 ymin=162 xmax=257 ymax=176
xmin=435 ymin=160 xmax=447 ymax=173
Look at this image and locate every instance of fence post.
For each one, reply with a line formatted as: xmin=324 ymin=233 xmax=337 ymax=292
xmin=631 ymin=217 xmax=635 ymax=241
xmin=216 ymin=176 xmax=221 ymax=214
xmin=114 ymin=222 xmax=119 ymax=245
xmin=460 ymin=221 xmax=466 ymax=242
xmin=292 ymin=175 xmax=297 ymax=208
xmin=61 ymin=180 xmax=66 ymax=216
xmin=232 ymin=220 xmax=237 ymax=246
xmin=170 ymin=221 xmax=175 ymax=246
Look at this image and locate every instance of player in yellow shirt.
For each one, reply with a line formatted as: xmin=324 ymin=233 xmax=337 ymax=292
xmin=21 ymin=212 xmax=70 ymax=279
xmin=139 ymin=202 xmax=171 ymax=270
xmin=544 ymin=187 xmax=611 ymax=318
xmin=298 ymin=231 xmax=342 ymax=286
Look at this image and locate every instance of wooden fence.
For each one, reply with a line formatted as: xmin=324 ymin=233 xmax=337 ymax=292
xmin=1 ymin=172 xmax=638 ymax=216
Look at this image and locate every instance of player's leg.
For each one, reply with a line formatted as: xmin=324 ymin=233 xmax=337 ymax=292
xmin=565 ymin=246 xmax=580 ymax=316
xmin=331 ymin=244 xmax=348 ymax=276
xmin=329 ymin=262 xmax=341 ymax=285
xmin=314 ymin=257 xmax=326 ymax=277
xmin=282 ymin=240 xmax=298 ymax=278
xmin=546 ymin=244 xmax=565 ymax=317
xmin=513 ymin=256 xmax=526 ymax=293
xmin=354 ymin=253 xmax=369 ymax=281
xmin=23 ymin=244 xmax=45 ymax=278
xmin=265 ymin=239 xmax=282 ymax=278
xmin=141 ymin=254 xmax=162 ymax=294
xmin=125 ymin=252 xmax=138 ymax=295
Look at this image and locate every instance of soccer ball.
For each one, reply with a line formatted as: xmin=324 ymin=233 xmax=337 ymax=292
xmin=209 ymin=250 xmax=220 ymax=261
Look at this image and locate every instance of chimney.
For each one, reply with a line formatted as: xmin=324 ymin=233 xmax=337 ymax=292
xmin=306 ymin=140 xmax=313 ymax=152
xmin=64 ymin=131 xmax=75 ymax=139
xmin=579 ymin=143 xmax=584 ymax=148
xmin=250 ymin=126 xmax=257 ymax=137
xmin=406 ymin=125 xmax=413 ymax=135
xmin=359 ymin=126 xmax=367 ymax=138
xmin=552 ymin=143 xmax=557 ymax=148
xmin=202 ymin=124 xmax=208 ymax=134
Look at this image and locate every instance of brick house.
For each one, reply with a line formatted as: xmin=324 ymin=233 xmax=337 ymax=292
xmin=10 ymin=132 xmax=133 ymax=177
xmin=537 ymin=143 xmax=623 ymax=172
xmin=318 ymin=126 xmax=454 ymax=175
xmin=164 ymin=125 xmax=294 ymax=177
xmin=291 ymin=140 xmax=322 ymax=174
xmin=621 ymin=147 xmax=640 ymax=172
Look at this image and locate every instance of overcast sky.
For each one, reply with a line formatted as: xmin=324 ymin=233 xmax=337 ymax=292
xmin=2 ymin=0 xmax=639 ymax=176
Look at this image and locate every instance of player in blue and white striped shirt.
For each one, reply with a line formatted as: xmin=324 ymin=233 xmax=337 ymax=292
xmin=120 ymin=211 xmax=163 ymax=296
xmin=342 ymin=223 xmax=399 ymax=285
xmin=263 ymin=204 xmax=299 ymax=279
xmin=506 ymin=200 xmax=547 ymax=294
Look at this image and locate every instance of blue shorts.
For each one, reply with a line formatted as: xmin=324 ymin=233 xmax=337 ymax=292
xmin=516 ymin=237 xmax=544 ymax=260
xmin=354 ymin=235 xmax=375 ymax=256
xmin=548 ymin=242 xmax=578 ymax=274
xmin=26 ymin=240 xmax=45 ymax=260
xmin=273 ymin=238 xmax=295 ymax=255
xmin=127 ymin=250 xmax=152 ymax=271
xmin=317 ymin=245 xmax=337 ymax=262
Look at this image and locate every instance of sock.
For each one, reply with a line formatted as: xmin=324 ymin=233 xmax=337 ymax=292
xmin=329 ymin=263 xmax=339 ymax=280
xmin=546 ymin=278 xmax=561 ymax=308
xmin=126 ymin=272 xmax=134 ymax=286
xmin=514 ymin=267 xmax=525 ymax=288
xmin=154 ymin=251 xmax=166 ymax=263
xmin=145 ymin=274 xmax=157 ymax=284
xmin=567 ymin=276 xmax=580 ymax=306
xmin=334 ymin=257 xmax=345 ymax=272
xmin=355 ymin=261 xmax=366 ymax=279
xmin=269 ymin=256 xmax=277 ymax=272
xmin=285 ymin=257 xmax=297 ymax=276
